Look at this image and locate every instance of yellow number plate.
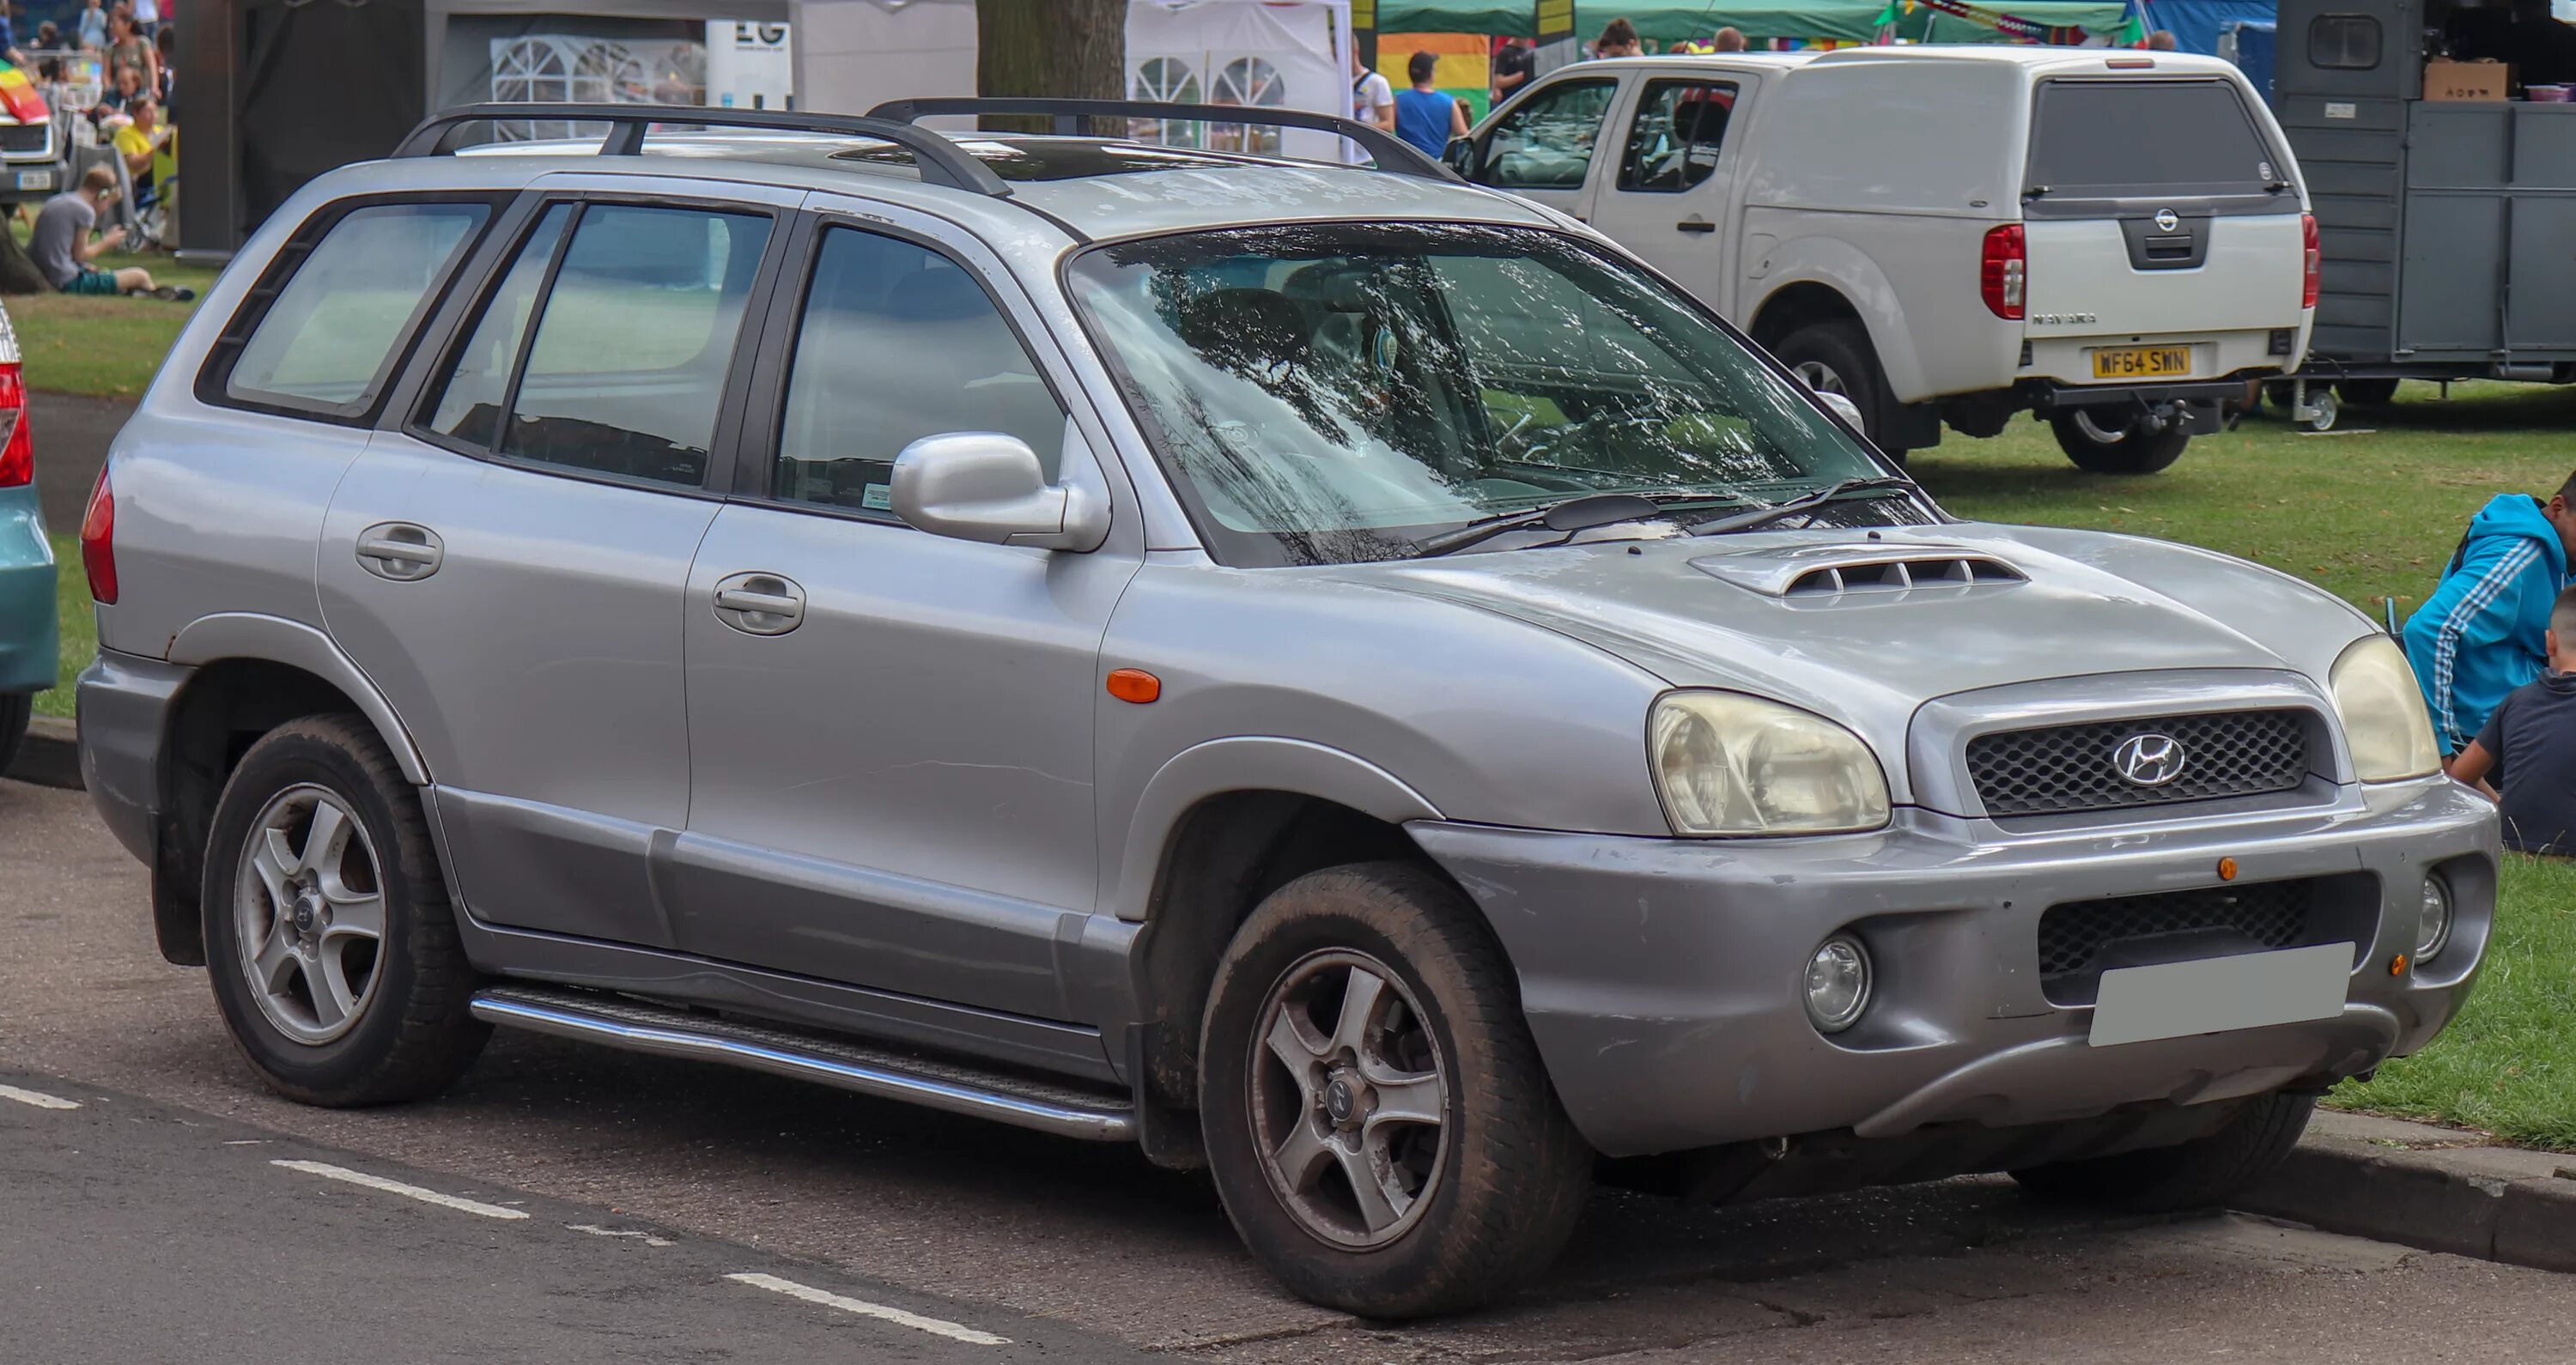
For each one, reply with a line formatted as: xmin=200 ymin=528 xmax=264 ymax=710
xmin=2091 ymin=346 xmax=2193 ymax=379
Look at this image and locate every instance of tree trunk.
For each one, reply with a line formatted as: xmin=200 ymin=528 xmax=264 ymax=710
xmin=0 ymin=227 xmax=49 ymax=296
xmin=975 ymin=0 xmax=1127 ymax=134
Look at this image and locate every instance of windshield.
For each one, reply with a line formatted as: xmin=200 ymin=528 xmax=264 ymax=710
xmin=1064 ymin=223 xmax=1905 ymax=567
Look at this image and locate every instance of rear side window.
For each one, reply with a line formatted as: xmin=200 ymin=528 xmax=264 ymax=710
xmin=217 ymin=202 xmax=491 ymax=419
xmin=420 ymin=202 xmax=774 ymax=488
xmin=2310 ymin=15 xmax=2382 ymax=70
xmin=1619 ymin=79 xmax=1741 ymax=192
xmin=2026 ymin=80 xmax=2281 ymax=202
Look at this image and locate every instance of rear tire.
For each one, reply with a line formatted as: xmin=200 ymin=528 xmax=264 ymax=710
xmin=1771 ymin=319 xmax=1899 ymax=458
xmin=2009 ymin=1091 xmax=2316 ymax=1212
xmin=0 ymin=691 xmax=28 ymax=780
xmin=1199 ymin=862 xmax=1590 ymax=1320
xmin=2050 ymin=409 xmax=2190 ymax=475
xmin=201 ymin=715 xmax=489 ymax=1107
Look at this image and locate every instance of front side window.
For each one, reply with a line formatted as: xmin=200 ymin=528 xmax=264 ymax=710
xmin=1473 ymin=78 xmax=1615 ymax=190
xmin=1619 ymin=80 xmax=1740 ymax=192
xmin=421 ymin=203 xmax=773 ymax=488
xmin=226 ymin=202 xmax=491 ymax=416
xmin=774 ymin=227 xmax=1066 ymax=514
xmin=1066 ymin=224 xmax=1896 ymax=567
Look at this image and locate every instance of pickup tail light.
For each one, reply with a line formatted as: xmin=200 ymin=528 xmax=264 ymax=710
xmin=1981 ymin=224 xmax=2026 ymax=321
xmin=81 ymin=463 xmax=116 ymax=604
xmin=2301 ymin=212 xmax=2321 ymax=308
xmin=0 ymin=361 xmax=29 ymax=488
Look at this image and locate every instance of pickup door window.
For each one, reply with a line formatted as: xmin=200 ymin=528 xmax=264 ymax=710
xmin=1469 ymin=76 xmax=1619 ymax=216
xmin=1591 ymin=77 xmax=1751 ymax=311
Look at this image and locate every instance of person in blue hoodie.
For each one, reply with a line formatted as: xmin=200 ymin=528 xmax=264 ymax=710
xmin=2403 ymin=475 xmax=2576 ymax=759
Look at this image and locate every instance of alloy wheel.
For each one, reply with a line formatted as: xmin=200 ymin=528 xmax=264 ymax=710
xmin=2070 ymin=409 xmax=2134 ymax=445
xmin=234 ymin=784 xmax=387 ymax=1045
xmin=1248 ymin=949 xmax=1451 ymax=1249
xmin=1791 ymin=360 xmax=1848 ymax=396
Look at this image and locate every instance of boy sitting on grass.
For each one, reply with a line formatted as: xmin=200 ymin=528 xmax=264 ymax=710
xmin=29 ymin=166 xmax=191 ymax=300
xmin=2448 ymin=584 xmax=2576 ymax=855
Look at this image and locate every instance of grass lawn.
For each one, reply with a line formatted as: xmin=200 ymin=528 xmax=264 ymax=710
xmin=35 ymin=531 xmax=88 ymax=720
xmin=9 ymin=250 xmax=222 ymax=399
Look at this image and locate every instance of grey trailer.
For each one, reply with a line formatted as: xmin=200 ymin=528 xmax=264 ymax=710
xmin=2268 ymin=0 xmax=2576 ymax=427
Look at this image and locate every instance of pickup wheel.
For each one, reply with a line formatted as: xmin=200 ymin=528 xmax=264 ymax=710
xmin=0 ymin=691 xmax=28 ymax=780
xmin=1772 ymin=320 xmax=1906 ymax=463
xmin=2049 ymin=409 xmax=2190 ymax=475
xmin=2009 ymin=1091 xmax=2316 ymax=1211
xmin=201 ymin=715 xmax=489 ymax=1107
xmin=1199 ymin=862 xmax=1590 ymax=1320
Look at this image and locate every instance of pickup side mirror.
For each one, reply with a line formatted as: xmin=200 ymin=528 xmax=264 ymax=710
xmin=1443 ymin=135 xmax=1478 ymax=177
xmin=890 ymin=433 xmax=1108 ymax=552
xmin=1812 ymin=390 xmax=1866 ymax=433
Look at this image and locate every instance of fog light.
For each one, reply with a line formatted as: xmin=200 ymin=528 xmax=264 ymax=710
xmin=2415 ymin=876 xmax=2453 ymax=962
xmin=1805 ymin=935 xmax=1872 ymax=1034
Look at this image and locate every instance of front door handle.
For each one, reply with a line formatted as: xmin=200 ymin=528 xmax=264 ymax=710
xmin=1676 ymin=218 xmax=1717 ymax=234
xmin=711 ymin=572 xmax=805 ymax=636
xmin=355 ymin=523 xmax=444 ymax=581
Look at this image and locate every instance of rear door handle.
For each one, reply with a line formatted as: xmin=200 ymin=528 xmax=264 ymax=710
xmin=355 ymin=523 xmax=443 ymax=581
xmin=1676 ymin=218 xmax=1717 ymax=234
xmin=711 ymin=572 xmax=805 ymax=636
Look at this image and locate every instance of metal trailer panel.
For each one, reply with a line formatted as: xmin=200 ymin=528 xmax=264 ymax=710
xmin=2272 ymin=0 xmax=2410 ymax=362
xmin=2401 ymin=102 xmax=2576 ymax=361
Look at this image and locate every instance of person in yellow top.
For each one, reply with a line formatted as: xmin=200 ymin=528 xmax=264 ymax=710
xmin=112 ymin=93 xmax=171 ymax=206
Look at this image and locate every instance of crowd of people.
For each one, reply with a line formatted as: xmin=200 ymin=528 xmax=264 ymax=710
xmin=13 ymin=0 xmax=185 ymax=298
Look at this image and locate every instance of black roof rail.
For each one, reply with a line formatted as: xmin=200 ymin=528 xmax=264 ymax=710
xmin=392 ymin=102 xmax=1016 ymax=198
xmin=863 ymin=97 xmax=1461 ymax=183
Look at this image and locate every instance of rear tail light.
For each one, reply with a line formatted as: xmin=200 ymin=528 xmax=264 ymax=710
xmin=2301 ymin=213 xmax=2321 ymax=308
xmin=80 ymin=463 xmax=116 ymax=604
xmin=0 ymin=361 xmax=29 ymax=488
xmin=1981 ymin=224 xmax=2026 ymax=321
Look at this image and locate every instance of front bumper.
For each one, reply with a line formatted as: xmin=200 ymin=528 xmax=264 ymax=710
xmin=1412 ymin=780 xmax=2497 ymax=1157
xmin=0 ymin=485 xmax=57 ymax=695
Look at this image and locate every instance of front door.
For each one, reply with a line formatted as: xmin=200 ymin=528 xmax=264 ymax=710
xmin=1462 ymin=74 xmax=1625 ymax=222
xmin=1586 ymin=75 xmax=1755 ymax=313
xmin=320 ymin=191 xmax=787 ymax=948
xmin=667 ymin=203 xmax=1140 ymax=1022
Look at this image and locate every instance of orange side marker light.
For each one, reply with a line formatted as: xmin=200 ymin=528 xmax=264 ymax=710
xmin=2216 ymin=858 xmax=2239 ymax=882
xmin=1107 ymin=668 xmax=1162 ymax=704
xmin=2390 ymin=954 xmax=2409 ymax=977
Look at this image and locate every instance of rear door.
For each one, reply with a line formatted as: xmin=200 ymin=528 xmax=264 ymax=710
xmin=1585 ymin=72 xmax=1760 ymax=310
xmin=2020 ymin=76 xmax=2309 ymax=384
xmin=320 ymin=182 xmax=793 ymax=948
xmin=1461 ymin=72 xmax=1626 ymax=222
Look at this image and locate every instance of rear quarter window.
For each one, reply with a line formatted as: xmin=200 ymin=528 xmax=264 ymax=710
xmin=205 ymin=200 xmax=497 ymax=422
xmin=2026 ymin=80 xmax=2282 ymax=203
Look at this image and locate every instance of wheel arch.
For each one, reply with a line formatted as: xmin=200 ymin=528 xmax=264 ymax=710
xmin=1744 ymin=245 xmax=1929 ymax=403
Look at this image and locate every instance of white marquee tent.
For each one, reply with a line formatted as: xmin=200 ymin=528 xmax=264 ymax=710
xmin=792 ymin=0 xmax=1358 ymax=161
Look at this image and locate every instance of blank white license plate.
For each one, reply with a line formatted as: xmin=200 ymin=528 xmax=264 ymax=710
xmin=14 ymin=170 xmax=51 ymax=191
xmin=2088 ymin=943 xmax=2351 ymax=1047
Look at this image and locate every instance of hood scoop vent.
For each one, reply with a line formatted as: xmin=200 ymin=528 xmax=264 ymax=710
xmin=1692 ymin=545 xmax=2028 ymax=598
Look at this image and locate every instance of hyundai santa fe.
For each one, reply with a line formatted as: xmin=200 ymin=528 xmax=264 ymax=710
xmin=74 ymin=99 xmax=2494 ymax=1319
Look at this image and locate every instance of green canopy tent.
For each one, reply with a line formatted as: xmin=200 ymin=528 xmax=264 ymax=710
xmin=1373 ymin=0 xmax=2133 ymax=42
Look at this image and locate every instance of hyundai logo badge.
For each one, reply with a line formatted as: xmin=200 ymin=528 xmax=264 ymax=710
xmin=2112 ymin=732 xmax=2187 ymax=787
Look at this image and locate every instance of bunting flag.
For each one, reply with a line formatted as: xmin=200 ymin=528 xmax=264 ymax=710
xmin=1872 ymin=0 xmax=2103 ymax=44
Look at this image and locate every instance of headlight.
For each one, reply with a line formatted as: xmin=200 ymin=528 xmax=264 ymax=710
xmin=2329 ymin=635 xmax=2441 ymax=782
xmin=2415 ymin=876 xmax=2454 ymax=962
xmin=1648 ymin=691 xmax=1890 ymax=835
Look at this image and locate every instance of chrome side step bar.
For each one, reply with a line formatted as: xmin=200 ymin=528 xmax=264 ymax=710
xmin=469 ymin=984 xmax=1136 ymax=1144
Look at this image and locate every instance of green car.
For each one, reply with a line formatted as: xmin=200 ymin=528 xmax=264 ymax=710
xmin=0 ymin=300 xmax=55 ymax=775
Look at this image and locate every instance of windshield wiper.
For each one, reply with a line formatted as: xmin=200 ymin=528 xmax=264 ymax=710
xmin=1413 ymin=490 xmax=1741 ymax=558
xmin=1686 ymin=477 xmax=1923 ymax=537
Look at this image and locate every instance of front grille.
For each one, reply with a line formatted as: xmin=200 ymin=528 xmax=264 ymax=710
xmin=0 ymin=124 xmax=49 ymax=155
xmin=2038 ymin=879 xmax=2314 ymax=981
xmin=1967 ymin=709 xmax=2310 ymax=817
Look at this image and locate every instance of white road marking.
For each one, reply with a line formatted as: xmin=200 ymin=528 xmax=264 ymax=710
xmin=222 ymin=1140 xmax=266 ymax=1146
xmin=0 ymin=1084 xmax=81 ymax=1110
xmin=568 ymin=1222 xmax=676 ymax=1247
xmin=270 ymin=1160 xmax=531 ymax=1220
xmin=725 ymin=1272 xmax=1010 ymax=1346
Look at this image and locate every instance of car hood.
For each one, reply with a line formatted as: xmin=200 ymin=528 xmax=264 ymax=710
xmin=1329 ymin=522 xmax=2377 ymax=798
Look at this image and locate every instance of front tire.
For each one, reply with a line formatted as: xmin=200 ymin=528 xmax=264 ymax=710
xmin=0 ymin=691 xmax=28 ymax=780
xmin=2050 ymin=409 xmax=2190 ymax=475
xmin=2009 ymin=1091 xmax=2316 ymax=1212
xmin=1200 ymin=862 xmax=1590 ymax=1320
xmin=202 ymin=714 xmax=489 ymax=1107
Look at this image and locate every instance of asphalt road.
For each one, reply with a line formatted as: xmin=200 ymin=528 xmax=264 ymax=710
xmin=6 ymin=774 xmax=2575 ymax=1363
xmin=27 ymin=393 xmax=126 ymax=530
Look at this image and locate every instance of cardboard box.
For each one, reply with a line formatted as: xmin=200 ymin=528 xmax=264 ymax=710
xmin=2426 ymin=58 xmax=2512 ymax=101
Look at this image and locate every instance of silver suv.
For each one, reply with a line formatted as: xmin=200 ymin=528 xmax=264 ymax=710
xmin=76 ymin=100 xmax=2494 ymax=1319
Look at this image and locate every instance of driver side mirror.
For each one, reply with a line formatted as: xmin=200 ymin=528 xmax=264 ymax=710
xmin=1443 ymin=135 xmax=1479 ymax=177
xmin=890 ymin=433 xmax=1108 ymax=552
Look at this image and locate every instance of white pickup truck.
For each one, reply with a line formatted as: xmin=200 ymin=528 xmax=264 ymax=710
xmin=1449 ymin=47 xmax=2316 ymax=473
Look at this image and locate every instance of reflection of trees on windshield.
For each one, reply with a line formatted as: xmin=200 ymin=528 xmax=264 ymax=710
xmin=1069 ymin=223 xmax=1896 ymax=567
